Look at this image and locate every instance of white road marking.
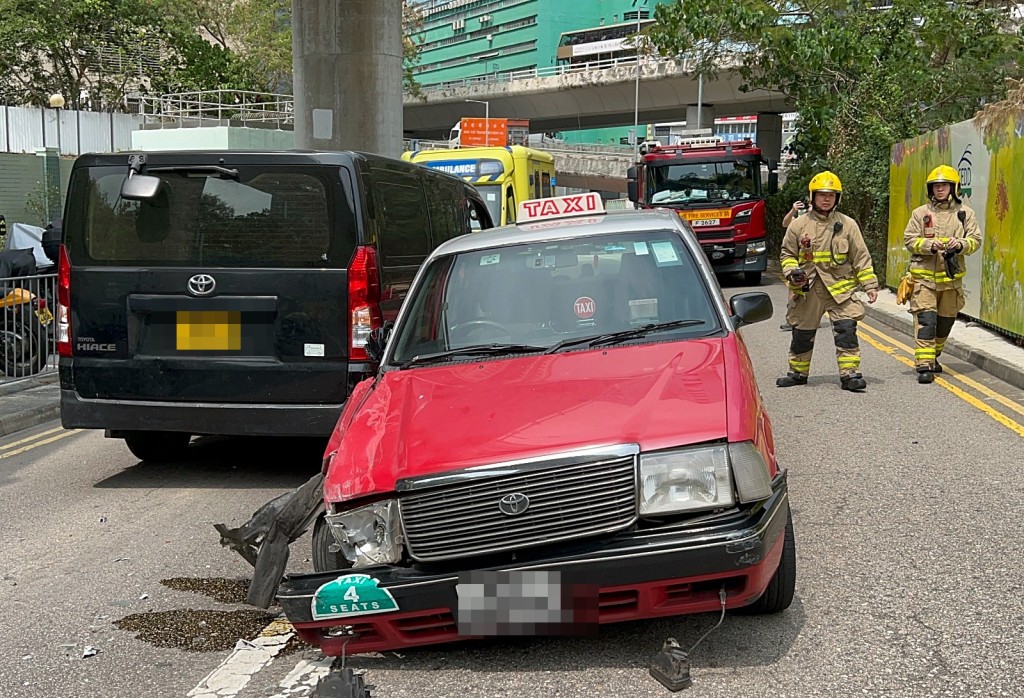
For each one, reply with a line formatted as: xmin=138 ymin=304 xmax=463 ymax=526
xmin=270 ymin=656 xmax=336 ymax=697
xmin=188 ymin=618 xmax=295 ymax=698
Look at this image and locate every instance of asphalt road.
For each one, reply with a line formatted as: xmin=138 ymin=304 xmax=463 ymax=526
xmin=2 ymin=276 xmax=1022 ymax=698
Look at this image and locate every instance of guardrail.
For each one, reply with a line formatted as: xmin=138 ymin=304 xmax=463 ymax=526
xmin=401 ymin=139 xmax=637 ymax=158
xmin=416 ymin=53 xmax=721 ymax=94
xmin=1 ymin=273 xmax=57 ymax=384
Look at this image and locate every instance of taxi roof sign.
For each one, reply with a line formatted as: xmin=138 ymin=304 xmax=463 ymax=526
xmin=517 ymin=192 xmax=605 ymax=223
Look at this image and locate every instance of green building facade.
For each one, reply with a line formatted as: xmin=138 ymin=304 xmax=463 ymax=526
xmin=411 ymin=0 xmax=676 ymax=145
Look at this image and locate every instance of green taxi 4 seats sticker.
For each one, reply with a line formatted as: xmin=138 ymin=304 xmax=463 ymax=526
xmin=311 ymin=574 xmax=400 ymax=620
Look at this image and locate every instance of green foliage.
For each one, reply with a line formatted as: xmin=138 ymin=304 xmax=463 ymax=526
xmin=0 ymin=0 xmax=425 ymax=108
xmin=649 ymin=0 xmax=1024 ymax=282
xmin=24 ymin=180 xmax=61 ymax=227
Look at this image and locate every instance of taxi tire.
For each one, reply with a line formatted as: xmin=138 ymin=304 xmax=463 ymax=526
xmin=123 ymin=431 xmax=191 ymax=463
xmin=736 ymin=512 xmax=795 ymax=615
xmin=744 ymin=271 xmax=762 ymax=286
xmin=312 ymin=513 xmax=354 ymax=573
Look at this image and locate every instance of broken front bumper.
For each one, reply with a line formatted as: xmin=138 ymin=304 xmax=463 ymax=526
xmin=278 ymin=473 xmax=789 ymax=655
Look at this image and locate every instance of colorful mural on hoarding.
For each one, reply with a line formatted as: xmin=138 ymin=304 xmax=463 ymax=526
xmin=888 ymin=116 xmax=1023 ymax=338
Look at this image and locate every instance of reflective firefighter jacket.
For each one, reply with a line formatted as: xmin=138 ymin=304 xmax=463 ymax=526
xmin=903 ymin=202 xmax=981 ymax=291
xmin=780 ymin=210 xmax=878 ymax=303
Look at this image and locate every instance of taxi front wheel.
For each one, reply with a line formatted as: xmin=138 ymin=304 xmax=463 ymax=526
xmin=312 ymin=513 xmax=354 ymax=573
xmin=736 ymin=512 xmax=795 ymax=615
xmin=123 ymin=431 xmax=191 ymax=463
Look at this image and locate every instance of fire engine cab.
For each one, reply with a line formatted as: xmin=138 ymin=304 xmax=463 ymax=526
xmin=627 ymin=136 xmax=779 ymax=285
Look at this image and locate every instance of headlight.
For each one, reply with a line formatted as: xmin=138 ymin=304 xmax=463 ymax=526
xmin=325 ymin=500 xmax=404 ymax=568
xmin=638 ymin=441 xmax=774 ymax=516
xmin=733 ymin=208 xmax=753 ymax=222
xmin=639 ymin=445 xmax=734 ymax=515
xmin=748 ymin=239 xmax=767 ymax=255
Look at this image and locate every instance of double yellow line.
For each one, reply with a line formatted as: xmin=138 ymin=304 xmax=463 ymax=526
xmin=0 ymin=426 xmax=80 ymax=460
xmin=858 ymin=322 xmax=1024 ymax=438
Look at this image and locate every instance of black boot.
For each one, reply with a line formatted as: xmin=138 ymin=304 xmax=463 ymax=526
xmin=776 ymin=372 xmax=808 ymax=387
xmin=933 ymin=357 xmax=942 ymax=373
xmin=917 ymin=371 xmax=935 ymax=384
xmin=840 ymin=373 xmax=867 ymax=392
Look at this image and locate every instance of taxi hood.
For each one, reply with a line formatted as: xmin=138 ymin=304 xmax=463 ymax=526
xmin=324 ymin=338 xmax=737 ymax=504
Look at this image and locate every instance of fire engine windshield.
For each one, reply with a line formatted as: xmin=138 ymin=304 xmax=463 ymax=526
xmin=648 ymin=159 xmax=761 ymax=205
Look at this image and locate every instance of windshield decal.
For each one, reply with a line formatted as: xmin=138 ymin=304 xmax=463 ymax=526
xmin=633 ymin=241 xmax=649 ymax=255
xmin=480 ymin=253 xmax=501 ymax=266
xmin=573 ymin=296 xmax=596 ymax=320
xmin=650 ymin=241 xmax=682 ymax=267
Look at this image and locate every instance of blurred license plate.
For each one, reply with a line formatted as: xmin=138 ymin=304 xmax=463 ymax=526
xmin=690 ymin=219 xmax=720 ymax=227
xmin=176 ymin=311 xmax=241 ymax=351
xmin=455 ymin=570 xmax=597 ymax=637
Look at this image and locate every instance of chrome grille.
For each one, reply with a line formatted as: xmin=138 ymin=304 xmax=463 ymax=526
xmin=399 ymin=454 xmax=638 ymax=562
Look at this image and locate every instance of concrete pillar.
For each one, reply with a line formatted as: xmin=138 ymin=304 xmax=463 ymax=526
xmin=685 ymin=105 xmax=715 ymax=132
xmin=292 ymin=0 xmax=403 ymax=158
xmin=756 ymin=113 xmax=783 ymax=163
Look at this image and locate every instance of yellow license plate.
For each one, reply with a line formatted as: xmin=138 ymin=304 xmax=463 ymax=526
xmin=680 ymin=209 xmax=731 ymax=221
xmin=176 ymin=311 xmax=241 ymax=351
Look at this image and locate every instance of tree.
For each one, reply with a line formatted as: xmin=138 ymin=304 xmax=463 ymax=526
xmin=0 ymin=0 xmax=267 ymax=109
xmin=647 ymin=0 xmax=1024 ymax=278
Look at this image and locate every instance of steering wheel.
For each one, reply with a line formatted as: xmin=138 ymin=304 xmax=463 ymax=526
xmin=448 ymin=320 xmax=512 ymax=343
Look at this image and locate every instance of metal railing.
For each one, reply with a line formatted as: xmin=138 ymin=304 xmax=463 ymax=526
xmin=131 ymin=55 xmax=715 ymax=128
xmin=417 ymin=54 xmax=707 ymax=93
xmin=1 ymin=273 xmax=58 ymax=384
xmin=137 ymin=90 xmax=295 ymax=128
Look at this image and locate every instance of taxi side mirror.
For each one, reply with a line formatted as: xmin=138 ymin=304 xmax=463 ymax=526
xmin=729 ymin=292 xmax=773 ymax=327
xmin=366 ymin=322 xmax=394 ymax=364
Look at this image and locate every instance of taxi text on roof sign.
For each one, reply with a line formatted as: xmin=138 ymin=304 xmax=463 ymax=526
xmin=517 ymin=192 xmax=604 ymax=223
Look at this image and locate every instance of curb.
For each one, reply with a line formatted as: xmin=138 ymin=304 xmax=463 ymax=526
xmin=0 ymin=403 xmax=61 ymax=438
xmin=862 ymin=305 xmax=1024 ymax=393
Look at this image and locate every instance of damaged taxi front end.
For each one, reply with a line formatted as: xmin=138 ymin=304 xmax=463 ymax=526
xmin=277 ymin=203 xmax=793 ymax=654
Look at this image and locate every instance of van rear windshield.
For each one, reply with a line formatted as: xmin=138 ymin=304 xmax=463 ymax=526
xmin=65 ymin=165 xmax=353 ymax=268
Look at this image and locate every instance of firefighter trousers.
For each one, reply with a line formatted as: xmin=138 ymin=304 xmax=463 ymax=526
xmin=909 ymin=285 xmax=964 ymax=371
xmin=785 ymin=281 xmax=865 ymax=377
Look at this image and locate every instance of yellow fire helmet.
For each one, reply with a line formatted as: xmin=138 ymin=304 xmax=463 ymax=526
xmin=808 ymin=170 xmax=842 ymax=209
xmin=926 ymin=165 xmax=961 ymax=202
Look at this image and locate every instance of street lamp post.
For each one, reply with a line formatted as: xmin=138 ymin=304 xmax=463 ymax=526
xmin=48 ymin=93 xmax=65 ymax=155
xmin=465 ymin=98 xmax=489 ymax=146
xmin=631 ymin=0 xmax=647 ymax=162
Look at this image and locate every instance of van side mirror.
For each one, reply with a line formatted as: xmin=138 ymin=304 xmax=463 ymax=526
xmin=729 ymin=292 xmax=773 ymax=327
xmin=626 ymin=166 xmax=639 ymax=204
xmin=121 ymin=174 xmax=162 ymax=200
xmin=366 ymin=322 xmax=394 ymax=363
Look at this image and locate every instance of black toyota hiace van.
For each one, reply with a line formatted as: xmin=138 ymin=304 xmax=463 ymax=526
xmin=58 ymin=150 xmax=493 ymax=461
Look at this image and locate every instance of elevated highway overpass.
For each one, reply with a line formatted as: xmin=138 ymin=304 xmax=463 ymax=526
xmin=402 ymin=55 xmax=793 ymax=144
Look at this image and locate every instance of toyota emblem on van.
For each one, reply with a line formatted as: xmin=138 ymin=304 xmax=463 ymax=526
xmin=498 ymin=492 xmax=530 ymax=516
xmin=187 ymin=274 xmax=216 ymax=296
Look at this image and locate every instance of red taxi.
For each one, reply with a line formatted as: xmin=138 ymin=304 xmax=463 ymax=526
xmin=278 ymin=193 xmax=794 ymax=655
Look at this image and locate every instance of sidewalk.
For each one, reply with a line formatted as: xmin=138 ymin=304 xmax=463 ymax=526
xmin=862 ymin=288 xmax=1024 ymax=392
xmin=0 ymin=374 xmax=61 ymax=437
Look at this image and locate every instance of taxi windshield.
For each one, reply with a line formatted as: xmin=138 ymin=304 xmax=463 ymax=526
xmin=388 ymin=231 xmax=722 ymax=366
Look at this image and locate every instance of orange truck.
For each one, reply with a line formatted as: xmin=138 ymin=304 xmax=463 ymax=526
xmin=449 ymin=118 xmax=530 ymax=147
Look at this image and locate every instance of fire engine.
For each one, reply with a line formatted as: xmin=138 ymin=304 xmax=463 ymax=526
xmin=627 ymin=135 xmax=779 ymax=285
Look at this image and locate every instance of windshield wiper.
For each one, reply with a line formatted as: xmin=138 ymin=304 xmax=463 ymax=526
xmin=544 ymin=320 xmax=706 ymax=354
xmin=397 ymin=343 xmax=547 ymax=369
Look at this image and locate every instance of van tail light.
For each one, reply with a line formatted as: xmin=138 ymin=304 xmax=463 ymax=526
xmin=57 ymin=244 xmax=72 ymax=357
xmin=347 ymin=245 xmax=383 ymax=362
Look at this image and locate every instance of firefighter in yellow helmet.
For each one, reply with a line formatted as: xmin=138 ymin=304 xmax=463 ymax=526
xmin=777 ymin=171 xmax=879 ymax=391
xmin=903 ymin=165 xmax=981 ymax=383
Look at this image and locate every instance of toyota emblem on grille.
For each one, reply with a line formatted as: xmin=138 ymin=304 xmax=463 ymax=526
xmin=187 ymin=274 xmax=216 ymax=296
xmin=498 ymin=492 xmax=530 ymax=516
